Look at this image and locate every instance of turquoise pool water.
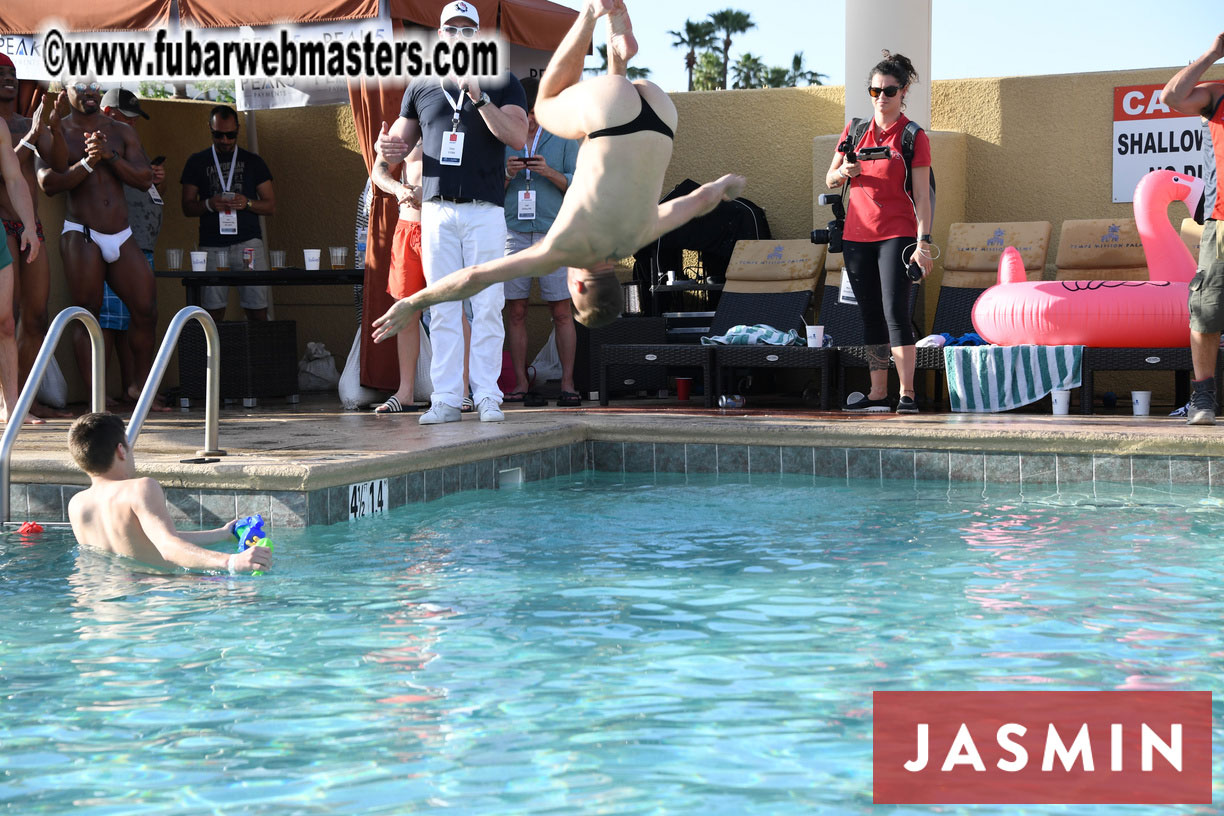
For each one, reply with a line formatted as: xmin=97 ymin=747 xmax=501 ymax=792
xmin=2 ymin=473 xmax=1223 ymax=815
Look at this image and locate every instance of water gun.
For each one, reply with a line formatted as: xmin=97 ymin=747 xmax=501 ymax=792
xmin=233 ymin=514 xmax=273 ymax=575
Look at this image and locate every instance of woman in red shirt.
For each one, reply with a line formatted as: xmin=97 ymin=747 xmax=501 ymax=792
xmin=825 ymin=52 xmax=933 ymax=414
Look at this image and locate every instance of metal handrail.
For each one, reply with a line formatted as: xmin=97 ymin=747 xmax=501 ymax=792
xmin=1 ymin=307 xmax=105 ymax=522
xmin=127 ymin=307 xmax=225 ymax=457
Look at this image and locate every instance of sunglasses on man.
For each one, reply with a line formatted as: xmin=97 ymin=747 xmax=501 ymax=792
xmin=211 ymin=129 xmax=239 ymax=140
xmin=73 ymin=82 xmax=101 ymax=93
xmin=868 ymin=85 xmax=901 ymax=98
xmin=441 ymin=25 xmax=479 ymax=38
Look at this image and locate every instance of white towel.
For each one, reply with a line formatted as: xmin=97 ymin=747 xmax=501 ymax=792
xmin=944 ymin=345 xmax=1083 ymax=413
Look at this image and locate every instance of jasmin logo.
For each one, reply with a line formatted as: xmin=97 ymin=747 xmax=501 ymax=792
xmin=767 ymin=245 xmax=784 ymax=261
xmin=986 ymin=228 xmax=1005 ymax=247
xmin=873 ymin=691 xmax=1211 ymax=804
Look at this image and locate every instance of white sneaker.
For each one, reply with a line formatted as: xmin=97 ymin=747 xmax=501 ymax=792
xmin=419 ymin=403 xmax=462 ymax=425
xmin=478 ymin=397 xmax=505 ymax=422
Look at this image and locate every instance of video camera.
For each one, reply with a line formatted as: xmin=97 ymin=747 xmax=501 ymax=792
xmin=811 ymin=139 xmax=892 ymax=253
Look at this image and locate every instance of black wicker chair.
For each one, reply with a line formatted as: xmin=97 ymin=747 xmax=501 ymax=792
xmin=601 ymin=240 xmax=823 ymax=408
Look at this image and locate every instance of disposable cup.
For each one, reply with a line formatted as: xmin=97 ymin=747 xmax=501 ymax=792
xmin=165 ymin=248 xmax=183 ymax=270
xmin=806 ymin=324 xmax=824 ymax=347
xmin=189 ymin=251 xmax=207 ymax=272
xmin=1132 ymin=390 xmax=1152 ymax=416
xmin=329 ymin=246 xmax=348 ymax=269
xmin=1051 ymin=389 xmax=1071 ymax=415
xmin=303 ymin=249 xmax=321 ymax=271
xmin=269 ymin=250 xmax=286 ymax=270
xmin=211 ymin=249 xmax=230 ymax=272
xmin=664 ymin=270 xmax=676 ymax=286
xmin=675 ymin=377 xmax=692 ymax=401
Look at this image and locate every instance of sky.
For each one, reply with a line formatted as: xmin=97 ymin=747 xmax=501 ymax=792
xmin=560 ymin=0 xmax=1219 ymax=93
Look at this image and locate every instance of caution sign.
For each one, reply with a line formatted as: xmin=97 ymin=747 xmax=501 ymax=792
xmin=1113 ymin=83 xmax=1207 ymax=202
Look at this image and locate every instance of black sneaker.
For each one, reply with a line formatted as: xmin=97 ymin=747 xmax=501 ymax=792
xmin=843 ymin=392 xmax=891 ymax=413
xmin=896 ymin=395 xmax=919 ymax=414
xmin=1187 ymin=379 xmax=1217 ymax=426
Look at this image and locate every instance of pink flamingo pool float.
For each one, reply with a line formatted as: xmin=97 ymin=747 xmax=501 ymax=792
xmin=972 ymin=169 xmax=1205 ymax=347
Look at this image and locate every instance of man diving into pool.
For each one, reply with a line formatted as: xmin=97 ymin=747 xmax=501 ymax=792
xmin=372 ymin=0 xmax=746 ymax=336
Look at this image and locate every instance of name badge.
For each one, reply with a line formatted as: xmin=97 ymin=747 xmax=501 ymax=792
xmin=148 ymin=185 xmax=164 ymax=205
xmin=517 ymin=189 xmax=536 ymax=220
xmin=218 ymin=208 xmax=239 ymax=236
xmin=440 ymin=131 xmax=464 ymax=166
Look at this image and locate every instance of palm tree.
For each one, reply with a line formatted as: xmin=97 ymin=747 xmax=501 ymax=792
xmin=731 ymin=53 xmax=767 ymax=90
xmin=763 ymin=67 xmax=790 ymax=89
xmin=668 ymin=19 xmax=717 ymax=93
xmin=785 ymin=51 xmax=829 ymax=87
xmin=585 ymin=44 xmax=652 ymax=80
xmin=708 ymin=8 xmax=755 ymax=91
xmin=692 ymin=51 xmax=724 ymax=92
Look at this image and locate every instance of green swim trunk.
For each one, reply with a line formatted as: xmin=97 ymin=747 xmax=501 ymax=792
xmin=0 ymin=231 xmax=11 ymax=271
xmin=1189 ymin=220 xmax=1224 ymax=333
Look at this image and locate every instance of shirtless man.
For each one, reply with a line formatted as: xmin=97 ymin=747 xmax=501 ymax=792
xmin=0 ymin=88 xmax=43 ymax=425
xmin=0 ymin=56 xmax=70 ymax=419
xmin=67 ymin=412 xmax=271 ymax=573
xmin=372 ymin=0 xmax=745 ymax=339
xmin=36 ymin=80 xmax=160 ymax=407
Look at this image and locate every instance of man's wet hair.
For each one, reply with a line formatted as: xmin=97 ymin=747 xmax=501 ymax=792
xmin=573 ymin=272 xmax=623 ymax=328
xmin=68 ymin=412 xmax=127 ymax=475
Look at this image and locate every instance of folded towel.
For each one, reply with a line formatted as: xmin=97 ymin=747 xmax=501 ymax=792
xmin=944 ymin=344 xmax=1082 ymax=412
xmin=701 ymin=324 xmax=801 ymax=346
xmin=915 ymin=333 xmax=947 ymax=348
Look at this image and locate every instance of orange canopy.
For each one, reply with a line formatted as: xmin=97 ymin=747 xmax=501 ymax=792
xmin=179 ymin=0 xmax=380 ymax=29
xmin=0 ymin=0 xmax=170 ymax=35
xmin=388 ymin=0 xmax=577 ymax=52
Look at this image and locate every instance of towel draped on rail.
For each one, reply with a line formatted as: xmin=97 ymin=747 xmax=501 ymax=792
xmin=943 ymin=344 xmax=1083 ymax=413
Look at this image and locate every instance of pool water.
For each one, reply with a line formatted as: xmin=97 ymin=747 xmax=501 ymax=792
xmin=2 ymin=472 xmax=1223 ymax=815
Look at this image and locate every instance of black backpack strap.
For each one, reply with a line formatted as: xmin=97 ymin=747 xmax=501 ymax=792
xmin=850 ymin=117 xmax=870 ymax=150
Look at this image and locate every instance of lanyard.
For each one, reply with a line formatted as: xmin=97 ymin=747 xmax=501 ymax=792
xmin=210 ymin=145 xmax=237 ymax=194
xmin=524 ymin=127 xmax=542 ymax=183
xmin=438 ymin=80 xmax=465 ymax=131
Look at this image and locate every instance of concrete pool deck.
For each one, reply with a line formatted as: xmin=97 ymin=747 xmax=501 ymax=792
xmin=11 ymin=395 xmax=1224 ymax=527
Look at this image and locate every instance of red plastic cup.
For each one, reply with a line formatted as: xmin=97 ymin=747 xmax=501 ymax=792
xmin=675 ymin=377 xmax=692 ymax=401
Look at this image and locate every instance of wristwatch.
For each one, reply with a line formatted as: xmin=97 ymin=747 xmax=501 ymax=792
xmin=919 ymin=233 xmax=932 ymax=243
xmin=244 ymin=200 xmax=253 ymax=210
xmin=473 ymin=92 xmax=491 ymax=110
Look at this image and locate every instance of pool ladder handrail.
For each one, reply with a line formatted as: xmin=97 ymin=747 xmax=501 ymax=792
xmin=126 ymin=307 xmax=225 ymax=456
xmin=0 ymin=306 xmax=225 ymax=524
xmin=1 ymin=307 xmax=105 ymax=523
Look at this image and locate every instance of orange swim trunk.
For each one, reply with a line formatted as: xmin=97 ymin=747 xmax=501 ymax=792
xmin=387 ymin=219 xmax=425 ymax=299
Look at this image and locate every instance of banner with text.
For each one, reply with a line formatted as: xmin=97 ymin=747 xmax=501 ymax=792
xmin=1113 ymin=83 xmax=1207 ymax=203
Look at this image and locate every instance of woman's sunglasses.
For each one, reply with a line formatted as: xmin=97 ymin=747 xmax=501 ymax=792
xmin=868 ymin=85 xmax=902 ymax=98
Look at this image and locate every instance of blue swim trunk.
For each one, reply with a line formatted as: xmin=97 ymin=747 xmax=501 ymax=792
xmin=99 ymin=282 xmax=130 ymax=331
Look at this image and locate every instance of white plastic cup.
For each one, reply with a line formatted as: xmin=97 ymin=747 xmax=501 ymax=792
xmin=303 ymin=249 xmax=321 ymax=270
xmin=806 ymin=325 xmax=824 ymax=347
xmin=189 ymin=251 xmax=207 ymax=272
xmin=329 ymin=246 xmax=348 ymax=269
xmin=1132 ymin=390 xmax=1152 ymax=416
xmin=269 ymin=250 xmax=286 ymax=270
xmin=664 ymin=270 xmax=676 ymax=286
xmin=165 ymin=248 xmax=183 ymax=270
xmin=1051 ymin=389 xmax=1071 ymax=415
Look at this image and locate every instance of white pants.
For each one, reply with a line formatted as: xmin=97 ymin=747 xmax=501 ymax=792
xmin=421 ymin=199 xmax=507 ymax=408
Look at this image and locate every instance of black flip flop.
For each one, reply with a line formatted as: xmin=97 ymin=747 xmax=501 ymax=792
xmin=523 ymin=392 xmax=549 ymax=407
xmin=557 ymin=391 xmax=582 ymax=407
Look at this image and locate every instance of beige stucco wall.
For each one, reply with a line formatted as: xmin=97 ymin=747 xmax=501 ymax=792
xmin=33 ymin=64 xmax=1224 ymax=403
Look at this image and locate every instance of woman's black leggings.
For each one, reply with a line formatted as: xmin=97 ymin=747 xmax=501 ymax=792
xmin=842 ymin=236 xmax=916 ymax=349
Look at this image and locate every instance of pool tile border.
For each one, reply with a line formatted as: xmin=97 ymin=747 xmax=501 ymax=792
xmin=19 ymin=440 xmax=1224 ymax=530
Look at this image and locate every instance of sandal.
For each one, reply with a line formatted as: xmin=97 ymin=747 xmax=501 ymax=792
xmin=373 ymin=396 xmax=418 ymax=414
xmin=503 ymin=391 xmax=528 ymax=403
xmin=461 ymin=395 xmax=475 ymax=413
xmin=523 ymin=392 xmax=549 ymax=408
xmin=557 ymin=391 xmax=582 ymax=407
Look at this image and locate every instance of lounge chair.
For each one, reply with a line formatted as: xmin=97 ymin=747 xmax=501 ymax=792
xmin=600 ymin=240 xmax=823 ymax=408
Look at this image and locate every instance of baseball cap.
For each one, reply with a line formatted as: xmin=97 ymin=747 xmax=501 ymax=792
xmin=99 ymin=88 xmax=149 ymax=119
xmin=439 ymin=1 xmax=479 ymax=28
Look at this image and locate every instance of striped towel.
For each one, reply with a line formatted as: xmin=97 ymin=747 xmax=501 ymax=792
xmin=944 ymin=345 xmax=1082 ymax=413
xmin=700 ymin=324 xmax=801 ymax=346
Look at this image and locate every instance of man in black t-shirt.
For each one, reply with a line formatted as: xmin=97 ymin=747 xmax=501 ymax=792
xmin=180 ymin=105 xmax=276 ymax=322
xmin=375 ymin=0 xmax=527 ymax=426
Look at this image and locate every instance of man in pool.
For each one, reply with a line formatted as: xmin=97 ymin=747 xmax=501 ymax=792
xmin=371 ymin=0 xmax=746 ymax=339
xmin=67 ymin=413 xmax=271 ymax=574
